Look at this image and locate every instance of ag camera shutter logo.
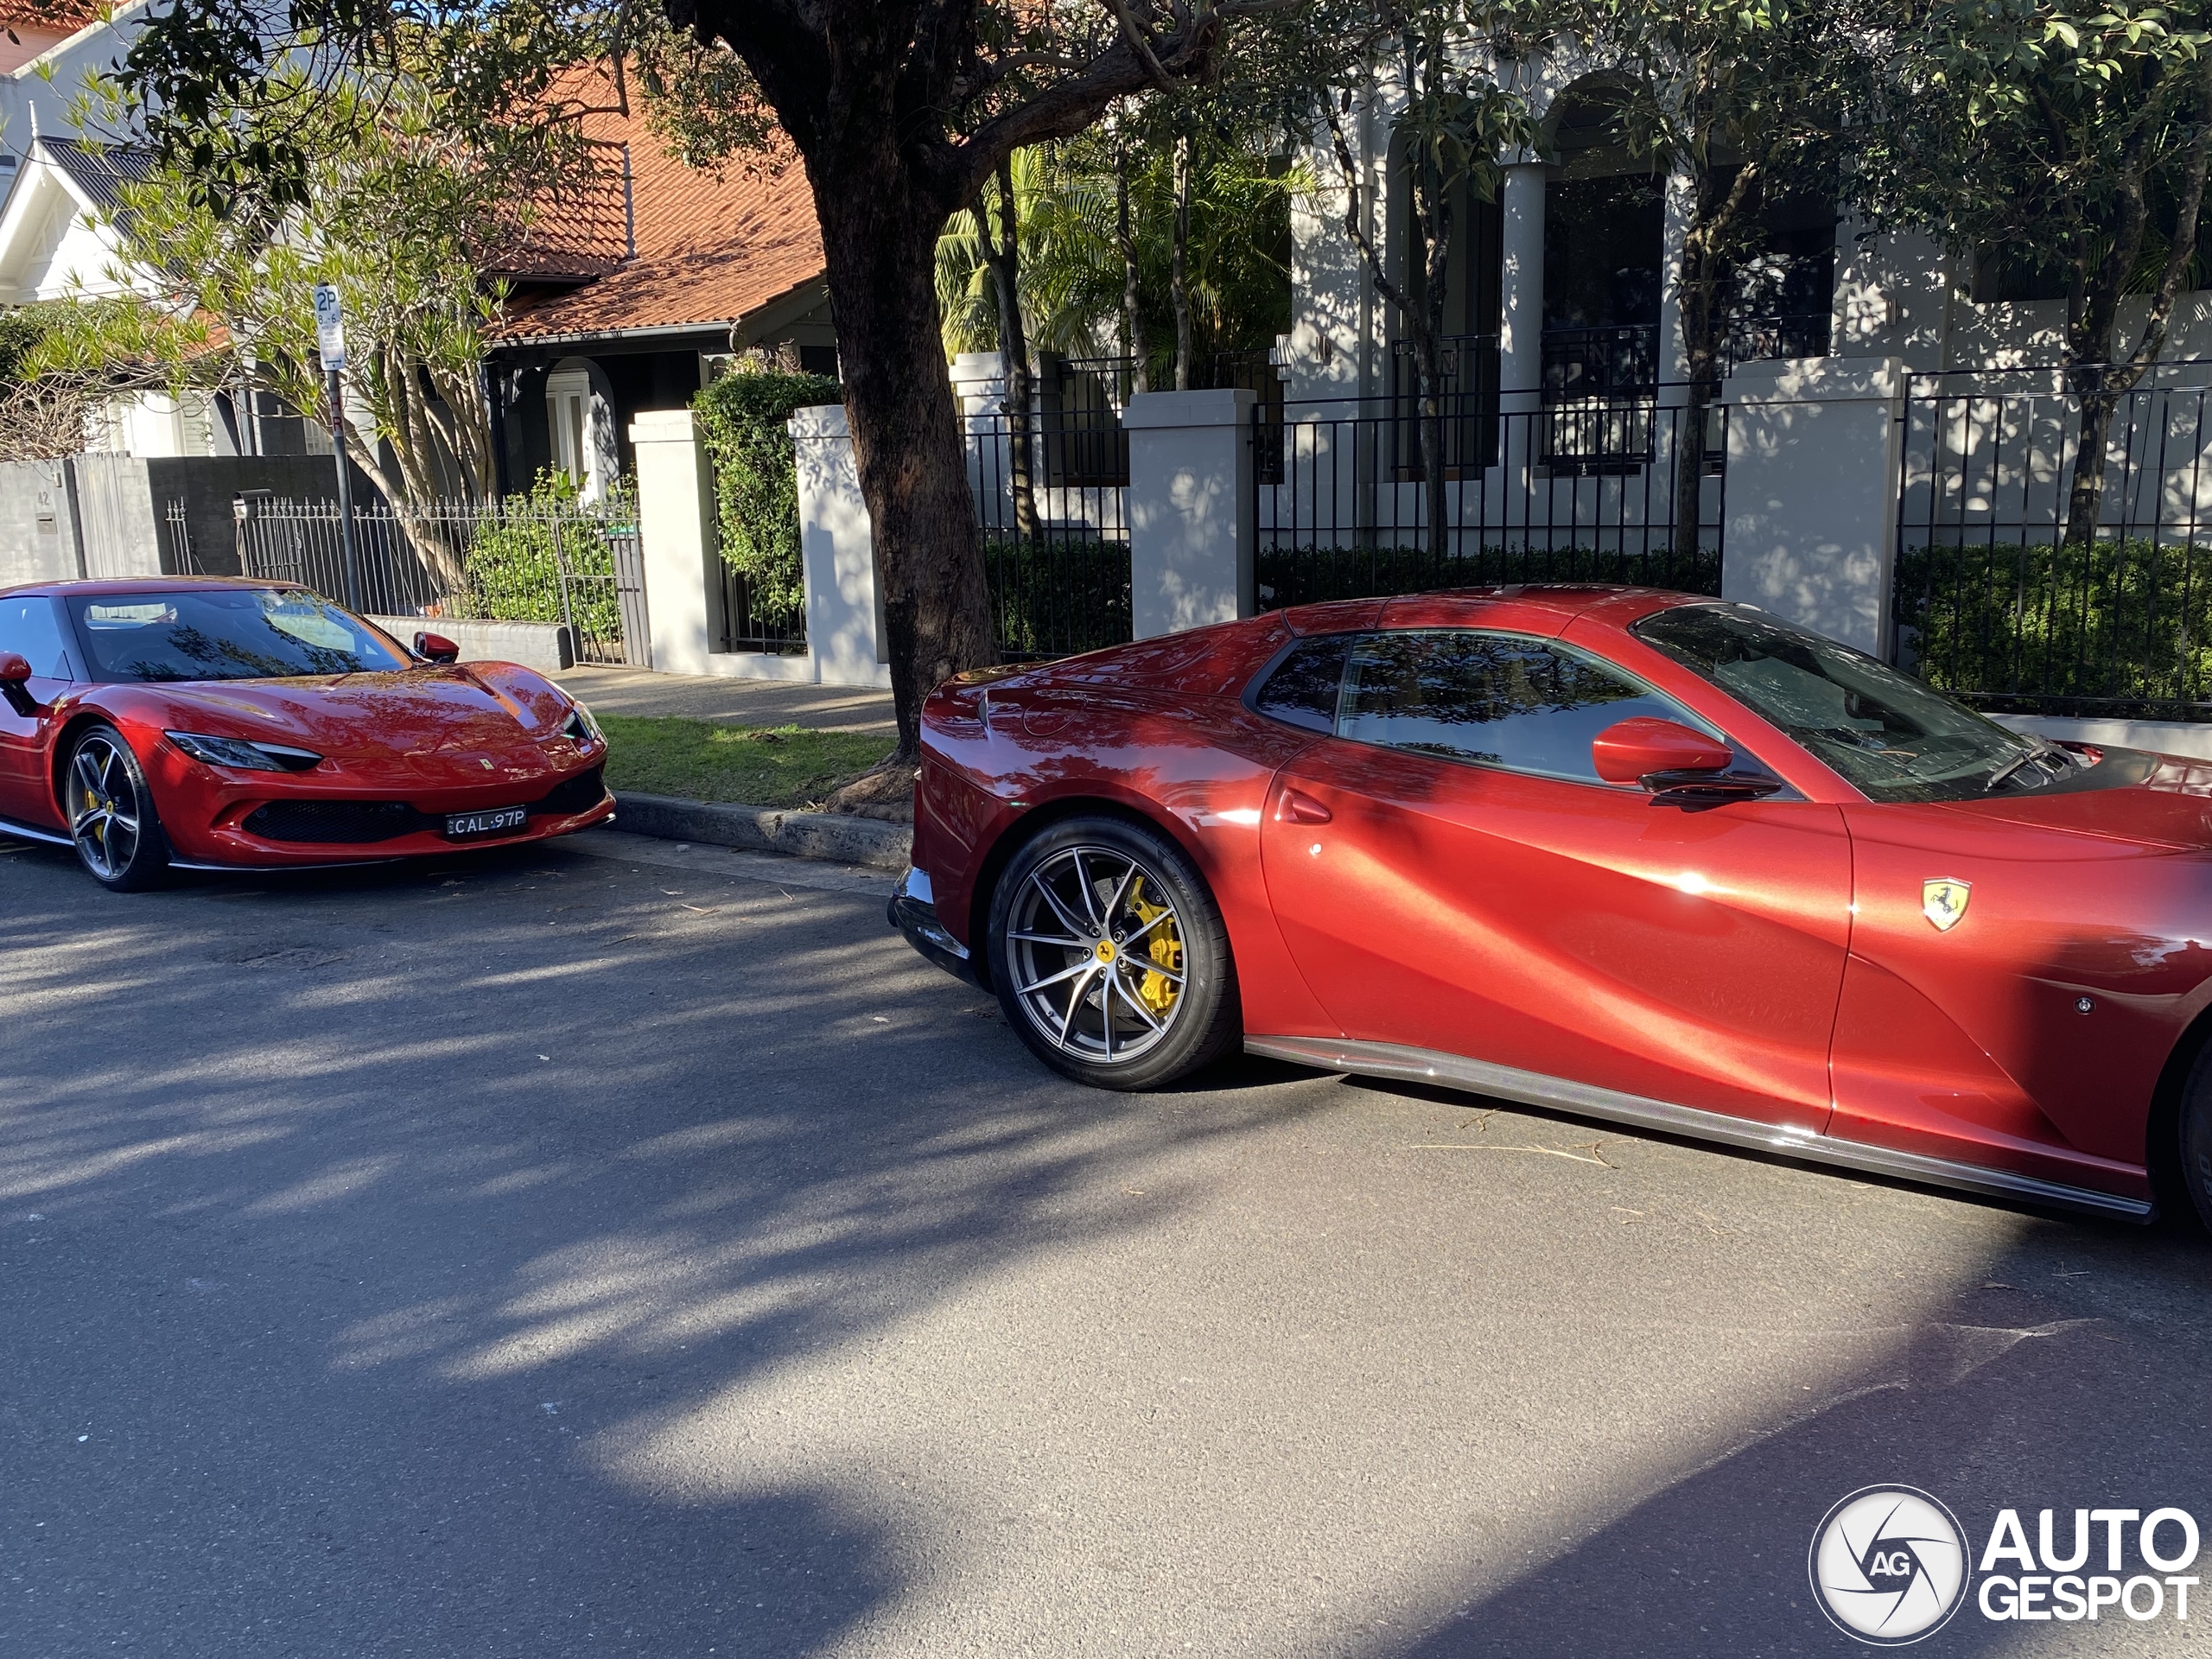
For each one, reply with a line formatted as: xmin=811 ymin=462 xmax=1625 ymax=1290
xmin=1809 ymin=1485 xmax=1972 ymax=1644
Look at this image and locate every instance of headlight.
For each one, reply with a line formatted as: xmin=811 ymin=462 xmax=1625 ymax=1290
xmin=166 ymin=732 xmax=323 ymax=772
xmin=563 ymin=700 xmax=604 ymax=745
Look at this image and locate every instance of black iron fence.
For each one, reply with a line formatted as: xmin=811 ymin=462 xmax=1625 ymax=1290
xmin=717 ymin=563 xmax=805 ymax=657
xmin=1253 ymin=392 xmax=1726 ymax=610
xmin=966 ymin=404 xmax=1132 ymax=658
xmin=219 ymin=493 xmax=646 ymax=666
xmin=1894 ymin=374 xmax=2212 ymax=718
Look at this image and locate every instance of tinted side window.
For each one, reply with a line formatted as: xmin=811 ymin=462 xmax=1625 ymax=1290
xmin=1338 ymin=631 xmax=1695 ymax=782
xmin=1250 ymin=633 xmax=1354 ymax=733
xmin=0 ymin=595 xmax=73 ymax=680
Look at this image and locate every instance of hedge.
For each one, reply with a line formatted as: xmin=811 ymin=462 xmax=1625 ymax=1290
xmin=693 ymin=366 xmax=842 ymax=632
xmin=1896 ymin=537 xmax=2212 ymax=715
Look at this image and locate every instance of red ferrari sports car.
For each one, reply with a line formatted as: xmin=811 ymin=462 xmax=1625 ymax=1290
xmin=891 ymin=585 xmax=2212 ymax=1230
xmin=0 ymin=577 xmax=613 ymax=888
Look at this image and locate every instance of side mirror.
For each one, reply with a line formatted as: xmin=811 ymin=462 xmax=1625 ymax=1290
xmin=1593 ymin=716 xmax=1779 ymax=805
xmin=414 ymin=631 xmax=461 ymax=665
xmin=0 ymin=652 xmax=40 ymax=718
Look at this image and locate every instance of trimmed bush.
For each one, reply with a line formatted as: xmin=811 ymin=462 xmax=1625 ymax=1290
xmin=985 ymin=536 xmax=1133 ymax=658
xmin=1255 ymin=543 xmax=1722 ymax=610
xmin=1896 ymin=538 xmax=2212 ymax=716
xmin=461 ymin=472 xmax=630 ymax=645
xmin=694 ymin=366 xmax=842 ymax=632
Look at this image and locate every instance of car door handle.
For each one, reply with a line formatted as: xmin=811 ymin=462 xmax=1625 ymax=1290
xmin=1276 ymin=787 xmax=1332 ymax=824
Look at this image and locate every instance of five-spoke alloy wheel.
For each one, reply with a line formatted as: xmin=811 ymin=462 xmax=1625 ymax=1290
xmin=986 ymin=815 xmax=1239 ymax=1090
xmin=64 ymin=724 xmax=168 ymax=891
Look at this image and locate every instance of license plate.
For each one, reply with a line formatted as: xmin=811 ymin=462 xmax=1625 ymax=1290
xmin=445 ymin=805 xmax=528 ymax=838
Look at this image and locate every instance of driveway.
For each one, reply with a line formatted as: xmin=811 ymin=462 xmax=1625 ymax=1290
xmin=3 ymin=829 xmax=2206 ymax=1657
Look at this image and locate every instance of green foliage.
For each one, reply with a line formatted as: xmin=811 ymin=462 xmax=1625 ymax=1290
xmin=0 ymin=307 xmax=55 ymax=387
xmin=1851 ymin=1 xmax=2212 ymax=358
xmin=1897 ymin=538 xmax=2212 ymax=715
xmin=693 ymin=365 xmax=843 ymax=630
xmin=984 ymin=536 xmax=1134 ymax=658
xmin=1256 ymin=543 xmax=1725 ymax=610
xmin=460 ymin=472 xmax=632 ymax=646
xmin=937 ymin=132 xmax=1305 ymax=370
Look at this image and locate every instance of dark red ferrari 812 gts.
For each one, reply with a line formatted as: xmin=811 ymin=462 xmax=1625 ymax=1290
xmin=0 ymin=578 xmax=613 ymax=888
xmin=891 ymin=585 xmax=2212 ymax=1230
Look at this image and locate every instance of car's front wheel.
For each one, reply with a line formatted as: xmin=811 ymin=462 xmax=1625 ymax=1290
xmin=64 ymin=724 xmax=169 ymax=892
xmin=985 ymin=815 xmax=1240 ymax=1090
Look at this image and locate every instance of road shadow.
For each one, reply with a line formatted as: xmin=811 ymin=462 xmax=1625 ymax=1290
xmin=1359 ymin=1187 xmax=2212 ymax=1658
xmin=0 ymin=836 xmax=1322 ymax=1656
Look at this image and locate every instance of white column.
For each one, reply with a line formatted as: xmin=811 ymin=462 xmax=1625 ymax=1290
xmin=1497 ymin=162 xmax=1548 ymax=402
xmin=1122 ymin=387 xmax=1258 ymax=638
xmin=1722 ymin=358 xmax=1906 ymax=658
xmin=628 ymin=410 xmax=716 ymax=675
xmin=788 ymin=404 xmax=892 ymax=689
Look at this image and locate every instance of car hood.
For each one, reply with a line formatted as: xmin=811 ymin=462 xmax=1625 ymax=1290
xmin=1937 ymin=748 xmax=2212 ymax=852
xmin=122 ymin=667 xmax=579 ymax=788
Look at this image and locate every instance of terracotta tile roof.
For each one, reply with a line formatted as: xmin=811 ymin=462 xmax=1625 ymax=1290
xmin=0 ymin=3 xmax=108 ymax=30
xmin=492 ymin=85 xmax=824 ymax=344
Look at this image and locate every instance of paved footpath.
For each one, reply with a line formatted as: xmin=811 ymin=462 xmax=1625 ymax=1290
xmin=552 ymin=668 xmax=896 ymax=734
xmin=3 ymin=827 xmax=2209 ymax=1658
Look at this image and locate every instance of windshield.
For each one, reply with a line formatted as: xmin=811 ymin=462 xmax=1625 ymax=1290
xmin=67 ymin=588 xmax=405 ymax=683
xmin=1632 ymin=603 xmax=2075 ymax=802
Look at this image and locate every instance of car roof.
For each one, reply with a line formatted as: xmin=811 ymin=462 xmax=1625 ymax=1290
xmin=0 ymin=575 xmax=309 ymax=601
xmin=1279 ymin=583 xmax=1715 ymax=638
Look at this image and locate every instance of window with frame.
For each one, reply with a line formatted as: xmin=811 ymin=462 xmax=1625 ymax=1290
xmin=1338 ymin=630 xmax=1704 ymax=783
xmin=0 ymin=595 xmax=74 ymax=681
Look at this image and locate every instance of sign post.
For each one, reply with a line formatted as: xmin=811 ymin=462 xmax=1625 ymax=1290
xmin=312 ymin=283 xmax=364 ymax=613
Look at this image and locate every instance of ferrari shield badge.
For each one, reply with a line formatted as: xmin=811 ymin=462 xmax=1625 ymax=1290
xmin=1923 ymin=878 xmax=1972 ymax=931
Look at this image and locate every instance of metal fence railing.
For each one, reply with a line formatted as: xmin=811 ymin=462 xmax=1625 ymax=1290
xmin=966 ymin=404 xmax=1132 ymax=658
xmin=1894 ymin=373 xmax=2212 ymax=718
xmin=718 ymin=561 xmax=805 ymax=657
xmin=216 ymin=493 xmax=647 ymax=666
xmin=1252 ymin=391 xmax=1726 ymax=611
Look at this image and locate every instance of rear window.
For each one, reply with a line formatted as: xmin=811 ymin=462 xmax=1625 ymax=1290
xmin=1249 ymin=634 xmax=1355 ymax=732
xmin=67 ymin=588 xmax=404 ymax=683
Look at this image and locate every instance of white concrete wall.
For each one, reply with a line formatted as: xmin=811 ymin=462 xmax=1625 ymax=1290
xmin=1722 ymin=357 xmax=1906 ymax=657
xmin=629 ymin=409 xmax=716 ymax=676
xmin=789 ymin=404 xmax=891 ymax=689
xmin=1124 ymin=388 xmax=1256 ymax=637
xmin=365 ymin=615 xmax=573 ymax=672
xmin=0 ymin=459 xmax=82 ymax=584
xmin=626 ymin=404 xmax=887 ymax=690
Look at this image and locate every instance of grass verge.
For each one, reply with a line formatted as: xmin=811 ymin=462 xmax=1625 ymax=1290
xmin=598 ymin=715 xmax=895 ymax=810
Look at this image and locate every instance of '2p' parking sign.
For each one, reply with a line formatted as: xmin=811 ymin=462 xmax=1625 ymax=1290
xmin=312 ymin=283 xmax=346 ymax=372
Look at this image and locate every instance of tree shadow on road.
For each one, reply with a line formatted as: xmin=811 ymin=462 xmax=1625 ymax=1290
xmin=0 ymin=837 xmax=1325 ymax=1656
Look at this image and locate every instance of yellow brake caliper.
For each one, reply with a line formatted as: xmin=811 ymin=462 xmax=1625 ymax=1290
xmin=1127 ymin=878 xmax=1181 ymax=1016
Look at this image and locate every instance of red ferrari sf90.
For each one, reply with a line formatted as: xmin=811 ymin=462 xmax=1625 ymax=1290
xmin=891 ymin=585 xmax=2212 ymax=1230
xmin=0 ymin=578 xmax=613 ymax=889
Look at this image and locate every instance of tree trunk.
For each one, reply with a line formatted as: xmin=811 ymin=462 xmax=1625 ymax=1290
xmin=981 ymin=156 xmax=1040 ymax=540
xmin=1116 ymin=149 xmax=1150 ymax=399
xmin=1670 ymin=169 xmax=1751 ymax=563
xmin=1671 ymin=232 xmax=1718 ymax=562
xmin=1172 ymin=129 xmax=1194 ymax=391
xmin=811 ymin=174 xmax=995 ymax=762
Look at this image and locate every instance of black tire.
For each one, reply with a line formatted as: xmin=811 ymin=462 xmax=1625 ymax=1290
xmin=62 ymin=723 xmax=170 ymax=892
xmin=2178 ymin=1045 xmax=2212 ymax=1233
xmin=985 ymin=814 xmax=1240 ymax=1090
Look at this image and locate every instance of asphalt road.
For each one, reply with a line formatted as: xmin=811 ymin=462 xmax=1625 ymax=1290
xmin=3 ymin=827 xmax=2209 ymax=1659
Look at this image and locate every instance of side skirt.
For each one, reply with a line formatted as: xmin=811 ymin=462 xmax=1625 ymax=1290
xmin=0 ymin=816 xmax=71 ymax=848
xmin=1244 ymin=1034 xmax=2154 ymax=1224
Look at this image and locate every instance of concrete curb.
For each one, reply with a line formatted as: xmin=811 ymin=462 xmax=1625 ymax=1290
xmin=611 ymin=791 xmax=912 ymax=871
